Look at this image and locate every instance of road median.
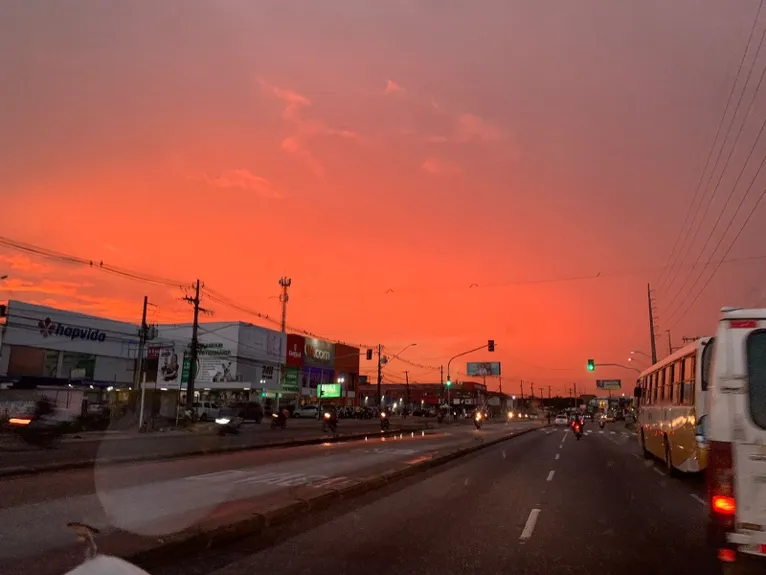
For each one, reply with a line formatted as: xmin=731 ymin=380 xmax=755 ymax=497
xmin=0 ymin=424 xmax=434 ymax=478
xmin=87 ymin=423 xmax=545 ymax=569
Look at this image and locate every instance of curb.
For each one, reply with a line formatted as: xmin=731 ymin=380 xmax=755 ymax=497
xmin=122 ymin=424 xmax=545 ymax=567
xmin=0 ymin=426 xmax=430 ymax=479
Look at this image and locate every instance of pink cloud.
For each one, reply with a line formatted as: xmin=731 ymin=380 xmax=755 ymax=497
xmin=421 ymin=157 xmax=462 ymax=176
xmin=192 ymin=169 xmax=285 ymax=199
xmin=384 ymin=80 xmax=405 ymax=96
xmin=429 ymin=113 xmax=504 ymax=144
xmin=258 ymin=78 xmax=360 ymax=175
xmin=0 ymin=254 xmax=50 ymax=273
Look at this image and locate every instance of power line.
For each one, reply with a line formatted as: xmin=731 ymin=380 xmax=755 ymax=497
xmin=657 ymin=0 xmax=765 ymax=292
xmin=663 ymin=32 xmax=766 ymax=318
xmin=667 ymin=166 xmax=766 ymax=330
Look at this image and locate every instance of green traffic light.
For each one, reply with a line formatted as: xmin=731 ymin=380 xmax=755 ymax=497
xmin=587 ymin=359 xmax=595 ymax=371
xmin=446 ymin=377 xmax=452 ymax=387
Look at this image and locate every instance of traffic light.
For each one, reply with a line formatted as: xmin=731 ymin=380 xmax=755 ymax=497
xmin=366 ymin=348 xmax=373 ymax=360
xmin=446 ymin=376 xmax=452 ymax=387
xmin=488 ymin=339 xmax=495 ymax=352
xmin=587 ymin=359 xmax=595 ymax=372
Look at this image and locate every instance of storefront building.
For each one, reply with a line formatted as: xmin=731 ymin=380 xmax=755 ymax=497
xmin=334 ymin=343 xmax=360 ymax=405
xmin=0 ymin=300 xmax=140 ymax=385
xmin=301 ymin=337 xmax=335 ymax=398
xmin=147 ymin=321 xmax=287 ymax=397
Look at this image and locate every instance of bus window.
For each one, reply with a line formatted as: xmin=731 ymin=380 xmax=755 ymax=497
xmin=666 ymin=364 xmax=675 ymax=403
xmin=652 ymin=371 xmax=659 ymax=404
xmin=658 ymin=368 xmax=666 ymax=403
xmin=745 ymin=330 xmax=766 ymax=429
xmin=684 ymin=355 xmax=696 ymax=406
xmin=701 ymin=338 xmax=715 ymax=392
xmin=674 ymin=361 xmax=683 ymax=404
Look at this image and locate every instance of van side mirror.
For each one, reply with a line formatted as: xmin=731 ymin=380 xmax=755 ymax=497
xmin=633 ymin=386 xmax=642 ymax=399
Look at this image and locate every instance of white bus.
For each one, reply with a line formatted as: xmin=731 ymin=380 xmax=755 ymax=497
xmin=705 ymin=307 xmax=766 ymax=573
xmin=636 ymin=336 xmax=714 ymax=474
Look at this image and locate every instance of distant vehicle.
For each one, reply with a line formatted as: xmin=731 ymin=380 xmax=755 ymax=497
xmin=554 ymin=415 xmax=568 ymax=426
xmin=294 ymin=406 xmax=319 ymax=418
xmin=637 ymin=336 xmax=713 ymax=474
xmin=705 ymin=307 xmax=766 ymax=572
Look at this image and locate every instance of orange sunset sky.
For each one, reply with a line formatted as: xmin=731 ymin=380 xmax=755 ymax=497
xmin=3 ymin=1 xmax=766 ymax=395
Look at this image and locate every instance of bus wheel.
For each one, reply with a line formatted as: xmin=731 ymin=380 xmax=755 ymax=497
xmin=641 ymin=431 xmax=652 ymax=459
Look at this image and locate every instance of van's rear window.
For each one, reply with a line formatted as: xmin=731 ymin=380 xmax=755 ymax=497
xmin=745 ymin=330 xmax=766 ymax=429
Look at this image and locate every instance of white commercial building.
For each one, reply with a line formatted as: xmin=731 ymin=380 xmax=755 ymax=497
xmin=148 ymin=321 xmax=287 ymax=394
xmin=0 ymin=300 xmax=140 ymax=385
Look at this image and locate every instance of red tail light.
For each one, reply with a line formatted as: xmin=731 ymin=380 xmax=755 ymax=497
xmin=707 ymin=441 xmax=736 ymax=528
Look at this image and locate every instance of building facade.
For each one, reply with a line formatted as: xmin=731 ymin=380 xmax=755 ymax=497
xmin=0 ymin=300 xmax=140 ymax=385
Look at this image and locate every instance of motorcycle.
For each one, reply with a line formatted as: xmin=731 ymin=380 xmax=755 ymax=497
xmin=599 ymin=419 xmax=605 ymax=430
xmin=474 ymin=411 xmax=483 ymax=430
xmin=270 ymin=411 xmax=286 ymax=430
xmin=573 ymin=422 xmax=583 ymax=440
xmin=322 ymin=411 xmax=338 ymax=434
xmin=215 ymin=408 xmax=243 ymax=436
xmin=7 ymin=413 xmax=68 ymax=448
xmin=379 ymin=411 xmax=390 ymax=431
xmin=63 ymin=521 xmax=152 ymax=575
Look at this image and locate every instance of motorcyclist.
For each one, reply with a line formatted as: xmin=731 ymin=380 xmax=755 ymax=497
xmin=322 ymin=405 xmax=338 ymax=431
xmin=33 ymin=395 xmax=54 ymax=418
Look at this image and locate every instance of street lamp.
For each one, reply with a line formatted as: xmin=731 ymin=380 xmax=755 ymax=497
xmin=378 ymin=343 xmax=417 ymax=408
xmin=630 ymin=350 xmax=651 ymax=359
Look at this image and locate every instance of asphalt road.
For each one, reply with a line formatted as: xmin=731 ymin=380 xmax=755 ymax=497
xmin=151 ymin=422 xmax=718 ymax=575
xmin=0 ymin=416 xmax=432 ymax=471
xmin=1 ymin=419 xmax=537 ymax=571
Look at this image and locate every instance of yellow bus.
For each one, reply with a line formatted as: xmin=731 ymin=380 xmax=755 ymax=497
xmin=636 ymin=336 xmax=714 ymax=474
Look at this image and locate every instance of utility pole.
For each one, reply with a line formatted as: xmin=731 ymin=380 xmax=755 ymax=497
xmin=520 ymin=380 xmax=525 ymax=410
xmin=183 ymin=280 xmax=211 ymax=410
xmin=647 ymin=283 xmax=658 ymax=364
xmin=279 ymin=277 xmax=291 ymax=332
xmin=440 ymin=365 xmax=444 ymax=400
xmin=404 ymin=370 xmax=410 ymax=410
xmin=574 ymin=382 xmax=578 ymax=406
xmin=276 ymin=277 xmax=291 ymax=412
xmin=376 ymin=344 xmax=383 ymax=408
xmin=136 ymin=296 xmax=149 ymax=430
xmin=666 ymin=329 xmax=673 ymax=356
xmin=539 ymin=387 xmax=544 ymax=408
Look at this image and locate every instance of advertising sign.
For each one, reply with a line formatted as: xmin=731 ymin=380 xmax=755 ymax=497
xmin=285 ymin=334 xmax=304 ymax=367
xmin=283 ymin=366 xmax=300 ymax=393
xmin=303 ymin=337 xmax=335 ymax=369
xmin=237 ymin=324 xmax=285 ymax=364
xmin=158 ymin=342 xmax=238 ymax=387
xmin=596 ymin=379 xmax=621 ymax=390
xmin=318 ymin=383 xmax=341 ymax=398
xmin=466 ymin=362 xmax=502 ymax=376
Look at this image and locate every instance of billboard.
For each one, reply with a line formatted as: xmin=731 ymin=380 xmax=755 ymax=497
xmin=237 ymin=324 xmax=285 ymax=364
xmin=285 ymin=334 xmax=304 ymax=367
xmin=466 ymin=362 xmax=501 ymax=376
xmin=596 ymin=379 xmax=621 ymax=390
xmin=303 ymin=337 xmax=335 ymax=369
xmin=318 ymin=383 xmax=342 ymax=398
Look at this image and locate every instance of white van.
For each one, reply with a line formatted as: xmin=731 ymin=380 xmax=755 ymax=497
xmin=706 ymin=307 xmax=766 ymax=574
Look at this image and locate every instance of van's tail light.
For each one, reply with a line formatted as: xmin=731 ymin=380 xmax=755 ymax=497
xmin=707 ymin=441 xmax=736 ymax=528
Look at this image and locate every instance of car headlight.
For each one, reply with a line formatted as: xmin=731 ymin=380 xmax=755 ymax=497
xmin=215 ymin=418 xmax=230 ymax=425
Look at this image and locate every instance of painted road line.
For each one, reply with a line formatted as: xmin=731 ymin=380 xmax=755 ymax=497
xmin=519 ymin=508 xmax=541 ymax=542
xmin=652 ymin=467 xmax=666 ymax=477
xmin=554 ymin=453 xmax=560 ymax=460
xmin=690 ymin=494 xmax=706 ymax=506
xmin=546 ymin=470 xmax=555 ymax=482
